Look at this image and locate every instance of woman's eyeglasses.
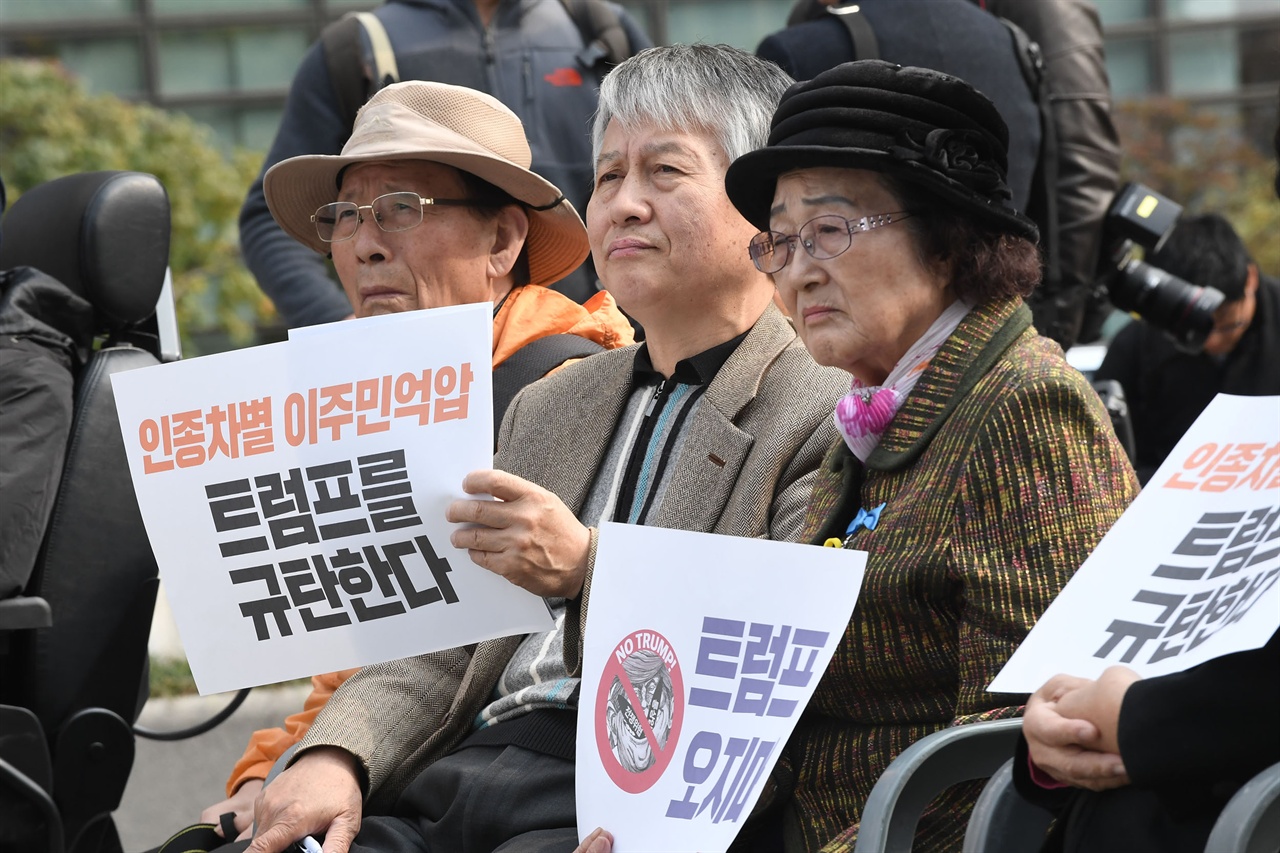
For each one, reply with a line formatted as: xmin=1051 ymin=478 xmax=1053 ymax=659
xmin=748 ymin=211 xmax=913 ymax=274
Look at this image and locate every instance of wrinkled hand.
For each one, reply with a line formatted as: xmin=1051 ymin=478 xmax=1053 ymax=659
xmin=574 ymin=828 xmax=614 ymax=853
xmin=246 ymin=747 xmax=363 ymax=853
xmin=1024 ymin=669 xmax=1139 ymax=791
xmin=447 ymin=469 xmax=590 ymax=598
xmin=200 ymin=778 xmax=262 ymax=841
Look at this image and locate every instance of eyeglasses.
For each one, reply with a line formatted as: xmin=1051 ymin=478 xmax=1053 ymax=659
xmin=748 ymin=211 xmax=913 ymax=274
xmin=312 ymin=191 xmax=478 ymax=243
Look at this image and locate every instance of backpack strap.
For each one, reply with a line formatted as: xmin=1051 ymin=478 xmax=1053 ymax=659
xmin=827 ymin=2 xmax=881 ymax=60
xmin=320 ymin=14 xmax=367 ymax=132
xmin=352 ymin=10 xmax=400 ymax=90
xmin=1000 ymin=16 xmax=1061 ymax=291
xmin=492 ymin=334 xmax=606 ymax=442
xmin=559 ymin=0 xmax=633 ymax=68
xmin=319 ymin=11 xmax=400 ymax=133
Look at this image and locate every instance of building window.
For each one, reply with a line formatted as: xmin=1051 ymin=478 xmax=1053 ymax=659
xmin=153 ymin=0 xmax=309 ymax=13
xmin=177 ymin=103 xmax=283 ymax=150
xmin=1166 ymin=0 xmax=1280 ymax=21
xmin=0 ymin=0 xmax=136 ymax=23
xmin=1098 ymin=0 xmax=1154 ymax=28
xmin=665 ymin=0 xmax=792 ymax=52
xmin=60 ymin=36 xmax=145 ymax=96
xmin=1106 ymin=36 xmax=1156 ymax=99
xmin=1169 ymin=27 xmax=1239 ymax=95
xmin=157 ymin=27 xmax=307 ymax=97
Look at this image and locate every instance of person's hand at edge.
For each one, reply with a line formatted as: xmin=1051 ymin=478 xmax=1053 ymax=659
xmin=200 ymin=778 xmax=262 ymax=840
xmin=574 ymin=827 xmax=614 ymax=853
xmin=1024 ymin=671 xmax=1133 ymax=791
xmin=447 ymin=469 xmax=591 ymax=598
xmin=1053 ymin=665 xmax=1141 ymax=756
xmin=246 ymin=747 xmax=363 ymax=853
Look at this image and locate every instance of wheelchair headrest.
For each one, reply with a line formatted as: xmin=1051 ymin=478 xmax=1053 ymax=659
xmin=0 ymin=171 xmax=170 ymax=328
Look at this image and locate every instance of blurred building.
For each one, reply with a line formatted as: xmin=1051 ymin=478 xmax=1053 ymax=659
xmin=2 ymin=0 xmax=1276 ymax=154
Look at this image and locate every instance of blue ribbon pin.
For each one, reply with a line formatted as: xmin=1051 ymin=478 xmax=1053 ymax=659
xmin=846 ymin=502 xmax=887 ymax=537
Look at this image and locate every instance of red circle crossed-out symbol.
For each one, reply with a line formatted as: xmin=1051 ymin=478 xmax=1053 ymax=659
xmin=595 ymin=629 xmax=685 ymax=794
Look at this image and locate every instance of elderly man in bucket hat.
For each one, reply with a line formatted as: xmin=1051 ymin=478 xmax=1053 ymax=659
xmin=235 ymin=44 xmax=846 ymax=853
xmin=189 ymin=79 xmax=633 ymax=845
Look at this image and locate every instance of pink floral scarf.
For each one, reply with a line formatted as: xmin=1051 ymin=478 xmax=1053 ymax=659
xmin=834 ymin=299 xmax=971 ymax=462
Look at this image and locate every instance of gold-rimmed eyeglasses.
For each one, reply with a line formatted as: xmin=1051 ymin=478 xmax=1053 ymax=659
xmin=312 ymin=191 xmax=479 ymax=243
xmin=748 ymin=211 xmax=913 ymax=274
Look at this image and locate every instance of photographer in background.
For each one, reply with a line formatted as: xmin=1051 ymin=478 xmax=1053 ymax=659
xmin=1095 ymin=212 xmax=1280 ymax=484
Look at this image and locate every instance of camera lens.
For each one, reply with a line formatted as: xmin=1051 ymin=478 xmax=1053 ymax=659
xmin=1106 ymin=258 xmax=1226 ymax=352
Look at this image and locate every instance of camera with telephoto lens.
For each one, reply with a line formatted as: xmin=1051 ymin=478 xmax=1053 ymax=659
xmin=1097 ymin=182 xmax=1226 ymax=353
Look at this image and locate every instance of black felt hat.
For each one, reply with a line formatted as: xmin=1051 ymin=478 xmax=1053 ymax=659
xmin=726 ymin=60 xmax=1039 ymax=242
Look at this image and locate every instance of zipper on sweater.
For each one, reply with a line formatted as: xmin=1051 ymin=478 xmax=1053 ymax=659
xmin=645 ymin=379 xmax=667 ymax=416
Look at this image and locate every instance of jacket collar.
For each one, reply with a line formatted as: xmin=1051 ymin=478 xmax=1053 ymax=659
xmin=701 ymin=302 xmax=798 ymax=421
xmin=866 ymin=296 xmax=1032 ymax=472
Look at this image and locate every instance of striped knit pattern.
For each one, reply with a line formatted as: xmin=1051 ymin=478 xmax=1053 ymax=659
xmin=581 ymin=378 xmax=710 ymax=526
xmin=778 ymin=297 xmax=1140 ymax=853
xmin=477 ymin=380 xmax=711 ymax=727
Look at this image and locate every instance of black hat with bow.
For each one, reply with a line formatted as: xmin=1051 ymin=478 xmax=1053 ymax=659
xmin=726 ymin=59 xmax=1039 ymax=243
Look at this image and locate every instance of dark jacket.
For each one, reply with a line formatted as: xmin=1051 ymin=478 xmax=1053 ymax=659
xmin=982 ymin=0 xmax=1121 ymax=348
xmin=0 ymin=267 xmax=93 ymax=596
xmin=756 ymin=0 xmax=1041 ymax=213
xmin=1013 ymin=630 xmax=1280 ymax=853
xmin=238 ymin=0 xmax=650 ymax=328
xmin=1094 ymin=273 xmax=1280 ymax=483
xmin=759 ymin=0 xmax=1122 ymax=349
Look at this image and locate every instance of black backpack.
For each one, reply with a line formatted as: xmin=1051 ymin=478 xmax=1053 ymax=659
xmin=322 ymin=0 xmax=636 ymax=132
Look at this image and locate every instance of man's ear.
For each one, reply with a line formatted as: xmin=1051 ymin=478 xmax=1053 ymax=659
xmin=1246 ymin=262 xmax=1259 ymax=297
xmin=487 ymin=205 xmax=531 ymax=280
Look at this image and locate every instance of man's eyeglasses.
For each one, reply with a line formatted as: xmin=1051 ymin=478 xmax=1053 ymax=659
xmin=748 ymin=211 xmax=913 ymax=274
xmin=312 ymin=191 xmax=478 ymax=243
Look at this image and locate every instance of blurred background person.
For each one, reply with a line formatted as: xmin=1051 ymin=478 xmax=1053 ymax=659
xmin=239 ymin=0 xmax=650 ymax=329
xmin=757 ymin=0 xmax=1121 ymax=351
xmin=1013 ymin=94 xmax=1280 ymax=853
xmin=1094 ymin=212 xmax=1280 ymax=484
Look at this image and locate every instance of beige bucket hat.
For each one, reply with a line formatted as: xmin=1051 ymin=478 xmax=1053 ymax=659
xmin=264 ymin=80 xmax=589 ymax=288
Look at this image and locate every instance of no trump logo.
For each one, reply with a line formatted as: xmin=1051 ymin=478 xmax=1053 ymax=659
xmin=595 ymin=629 xmax=685 ymax=793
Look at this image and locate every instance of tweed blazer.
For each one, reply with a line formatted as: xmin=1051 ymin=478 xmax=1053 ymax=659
xmin=298 ymin=303 xmax=846 ymax=810
xmin=772 ymin=297 xmax=1139 ymax=853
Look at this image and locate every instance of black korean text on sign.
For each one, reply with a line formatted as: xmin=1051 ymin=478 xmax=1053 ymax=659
xmin=1095 ymin=506 xmax=1280 ymax=664
xmin=205 ymin=450 xmax=453 ymax=641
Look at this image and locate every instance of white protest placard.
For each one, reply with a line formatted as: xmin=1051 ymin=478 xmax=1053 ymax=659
xmin=576 ymin=523 xmax=865 ymax=853
xmin=112 ymin=304 xmax=552 ymax=695
xmin=285 ymin=302 xmax=484 ymax=343
xmin=989 ymin=394 xmax=1280 ymax=694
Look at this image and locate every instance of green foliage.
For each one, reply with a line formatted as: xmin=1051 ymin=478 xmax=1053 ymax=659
xmin=0 ymin=59 xmax=276 ymax=352
xmin=1114 ymin=97 xmax=1280 ymax=278
xmin=147 ymin=655 xmax=201 ymax=698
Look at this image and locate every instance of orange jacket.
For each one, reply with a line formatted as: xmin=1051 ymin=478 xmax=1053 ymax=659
xmin=225 ymin=285 xmax=633 ymax=794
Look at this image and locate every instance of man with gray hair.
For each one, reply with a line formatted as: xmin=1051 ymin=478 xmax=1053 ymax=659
xmin=244 ymin=44 xmax=845 ymax=853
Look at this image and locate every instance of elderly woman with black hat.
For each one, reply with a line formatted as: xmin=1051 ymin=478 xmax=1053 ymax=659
xmin=717 ymin=60 xmax=1140 ymax=852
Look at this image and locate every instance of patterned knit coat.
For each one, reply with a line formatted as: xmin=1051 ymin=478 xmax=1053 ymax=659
xmin=774 ymin=297 xmax=1139 ymax=853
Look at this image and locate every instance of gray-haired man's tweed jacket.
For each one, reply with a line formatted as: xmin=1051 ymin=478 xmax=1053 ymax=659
xmin=297 ymin=303 xmax=846 ymax=810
